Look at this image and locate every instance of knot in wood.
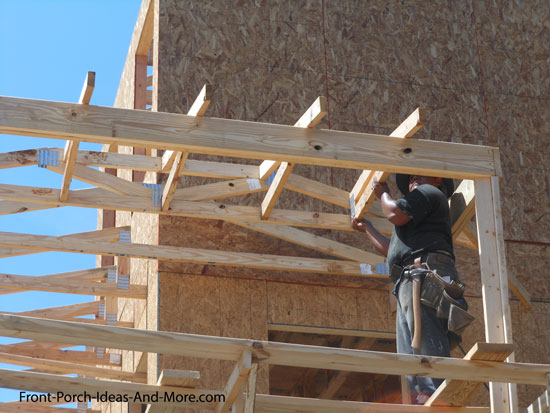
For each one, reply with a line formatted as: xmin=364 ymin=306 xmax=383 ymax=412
xmin=420 ymin=357 xmax=431 ymax=367
xmin=252 ymin=342 xmax=263 ymax=350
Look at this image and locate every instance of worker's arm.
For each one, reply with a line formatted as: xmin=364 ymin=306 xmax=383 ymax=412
xmin=373 ymin=180 xmax=411 ymax=226
xmin=351 ymin=218 xmax=390 ymax=257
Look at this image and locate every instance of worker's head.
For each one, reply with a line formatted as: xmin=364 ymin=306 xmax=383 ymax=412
xmin=396 ymin=174 xmax=454 ymax=197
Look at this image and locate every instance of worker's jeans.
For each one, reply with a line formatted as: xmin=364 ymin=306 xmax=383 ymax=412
xmin=395 ymin=277 xmax=450 ymax=403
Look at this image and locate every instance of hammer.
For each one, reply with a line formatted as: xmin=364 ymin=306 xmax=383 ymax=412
xmin=411 ymin=257 xmax=423 ymax=351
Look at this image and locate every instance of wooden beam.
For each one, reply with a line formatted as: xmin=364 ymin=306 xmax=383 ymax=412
xmin=0 ymin=232 xmax=388 ymax=278
xmin=162 ymin=84 xmax=212 ymax=172
xmin=0 ymin=227 xmax=128 ymax=258
xmin=426 ymin=342 xmax=514 ymax=407
xmin=60 ymin=71 xmax=95 ymax=202
xmin=261 ymin=162 xmax=293 ymax=219
xmin=0 ymin=199 xmax=55 ymax=215
xmin=254 ymin=394 xmax=490 ymax=413
xmin=475 ymin=177 xmax=515 ymax=413
xmin=0 ymin=273 xmax=146 ymax=298
xmin=158 ymin=369 xmax=200 ymax=388
xmin=0 ymin=267 xmax=112 ymax=295
xmin=0 ymin=344 xmax=120 ymax=367
xmin=0 ymin=369 xmax=221 ymax=409
xmin=259 ymin=96 xmax=327 ymax=181
xmin=2 ymin=315 xmax=550 ymax=386
xmin=0 ymin=183 xmax=393 ymax=233
xmin=230 ymin=221 xmax=385 ymax=264
xmin=216 ymin=351 xmax=252 ymax=412
xmin=15 ymin=300 xmax=102 ymax=318
xmin=352 ymin=107 xmax=427 ymax=219
xmin=0 ymin=96 xmax=499 ymax=178
xmin=285 ymin=173 xmax=351 ymax=209
xmin=0 ymin=403 xmax=99 ymax=413
xmin=176 ymin=178 xmax=267 ymax=202
xmin=0 ymin=352 xmax=146 ymax=383
xmin=161 ymin=151 xmax=189 ymax=211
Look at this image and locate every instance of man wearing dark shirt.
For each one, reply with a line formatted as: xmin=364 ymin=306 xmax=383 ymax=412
xmin=352 ymin=174 xmax=457 ymax=404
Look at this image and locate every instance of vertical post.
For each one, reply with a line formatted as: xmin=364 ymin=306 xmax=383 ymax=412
xmin=474 ymin=176 xmax=516 ymax=413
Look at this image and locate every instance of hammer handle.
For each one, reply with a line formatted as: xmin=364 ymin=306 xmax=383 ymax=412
xmin=411 ymin=276 xmax=422 ymax=351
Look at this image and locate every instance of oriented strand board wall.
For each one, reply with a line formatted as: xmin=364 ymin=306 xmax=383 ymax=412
xmin=149 ymin=0 xmax=550 ymax=407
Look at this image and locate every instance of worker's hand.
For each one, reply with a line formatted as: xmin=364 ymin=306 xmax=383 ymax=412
xmin=372 ymin=178 xmax=389 ymax=199
xmin=351 ymin=217 xmax=370 ymax=233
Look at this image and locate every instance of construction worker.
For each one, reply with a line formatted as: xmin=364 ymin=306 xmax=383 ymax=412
xmin=352 ymin=174 xmax=467 ymax=404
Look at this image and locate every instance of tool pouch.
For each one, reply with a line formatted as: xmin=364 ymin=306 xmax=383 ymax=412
xmin=425 ymin=253 xmax=459 ymax=283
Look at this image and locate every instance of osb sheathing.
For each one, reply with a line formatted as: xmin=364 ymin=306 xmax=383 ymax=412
xmin=103 ymin=0 xmax=550 ymax=407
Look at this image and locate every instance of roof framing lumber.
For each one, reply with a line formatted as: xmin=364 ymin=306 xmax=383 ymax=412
xmin=162 ymin=151 xmax=189 ymax=211
xmin=162 ymin=84 xmax=212 ymax=172
xmin=14 ymin=300 xmax=102 ymax=318
xmin=177 ymin=178 xmax=267 ymax=202
xmin=0 ymin=273 xmax=147 ymax=298
xmin=230 ymin=221 xmax=385 ymax=264
xmin=0 ymin=369 xmax=220 ymax=409
xmin=0 ymin=403 xmax=99 ymax=413
xmin=60 ymin=71 xmax=95 ymax=201
xmin=0 ymin=183 xmax=393 ymax=233
xmin=254 ymin=394 xmax=490 ymax=413
xmin=0 ymin=267 xmax=112 ymax=295
xmin=259 ymin=96 xmax=327 ymax=181
xmin=266 ymin=323 xmax=395 ymax=339
xmin=528 ymin=390 xmax=549 ymax=413
xmin=158 ymin=369 xmax=200 ymax=388
xmin=0 ymin=344 xmax=120 ymax=367
xmin=0 ymin=352 xmax=146 ymax=383
xmin=0 ymin=227 xmax=128 ymax=258
xmin=351 ymin=107 xmax=426 ymax=219
xmin=0 ymin=232 xmax=388 ymax=278
xmin=2 ymin=315 xmax=549 ymax=386
xmin=261 ymin=161 xmax=293 ymax=219
xmin=426 ymin=342 xmax=514 ymax=407
xmin=0 ymin=96 xmax=499 ymax=179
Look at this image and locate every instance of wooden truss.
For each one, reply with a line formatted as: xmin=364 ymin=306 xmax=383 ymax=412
xmin=0 ymin=81 xmax=542 ymax=412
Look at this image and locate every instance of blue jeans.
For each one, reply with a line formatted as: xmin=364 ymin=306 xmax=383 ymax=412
xmin=395 ymin=277 xmax=450 ymax=402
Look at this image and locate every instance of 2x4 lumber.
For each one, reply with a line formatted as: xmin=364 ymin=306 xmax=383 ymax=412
xmin=0 ymin=273 xmax=147 ymax=298
xmin=285 ymin=173 xmax=349 ymax=208
xmin=162 ymin=84 xmax=212 ymax=172
xmin=60 ymin=71 xmax=95 ymax=202
xmin=0 ymin=352 xmax=146 ymax=383
xmin=216 ymin=351 xmax=252 ymax=413
xmin=176 ymin=178 xmax=267 ymax=202
xmin=474 ymin=177 xmax=515 ymax=413
xmin=15 ymin=300 xmax=102 ymax=318
xmin=261 ymin=162 xmax=293 ymax=219
xmin=134 ymin=0 xmax=154 ymax=56
xmin=0 ymin=96 xmax=499 ymax=179
xmin=0 ymin=183 xmax=393 ymax=233
xmin=352 ymin=107 xmax=426 ymax=219
xmin=254 ymin=394 xmax=490 ymax=413
xmin=259 ymin=96 xmax=327 ymax=180
xmin=230 ymin=221 xmax=385 ymax=264
xmin=267 ymin=322 xmax=395 ymax=339
xmin=426 ymin=342 xmax=514 ymax=407
xmin=0 ymin=344 xmax=120 ymax=367
xmin=161 ymin=151 xmax=189 ymax=211
xmin=0 ymin=267 xmax=112 ymax=295
xmin=2 ymin=315 xmax=550 ymax=386
xmin=0 ymin=227 xmax=127 ymax=258
xmin=0 ymin=404 xmax=99 ymax=413
xmin=0 ymin=369 xmax=220 ymax=409
xmin=0 ymin=199 xmax=54 ymax=215
xmin=0 ymin=232 xmax=388 ymax=278
xmin=158 ymin=369 xmax=200 ymax=388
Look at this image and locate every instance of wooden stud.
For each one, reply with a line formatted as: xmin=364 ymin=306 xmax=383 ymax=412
xmin=244 ymin=363 xmax=258 ymax=413
xmin=0 ymin=96 xmax=499 ymax=178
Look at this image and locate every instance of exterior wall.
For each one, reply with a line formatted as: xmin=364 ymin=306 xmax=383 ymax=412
xmin=109 ymin=0 xmax=550 ymax=408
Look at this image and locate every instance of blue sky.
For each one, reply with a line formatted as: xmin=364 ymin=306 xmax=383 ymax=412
xmin=0 ymin=0 xmax=143 ymax=403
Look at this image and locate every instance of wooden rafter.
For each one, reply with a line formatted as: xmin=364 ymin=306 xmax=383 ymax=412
xmin=0 ymin=344 xmax=120 ymax=367
xmin=0 ymin=183 xmax=393 ymax=233
xmin=1 ymin=315 xmax=549 ymax=386
xmin=0 ymin=96 xmax=499 ymax=179
xmin=0 ymin=352 xmax=146 ymax=383
xmin=59 ymin=71 xmax=95 ymax=202
xmin=261 ymin=161 xmax=293 ymax=219
xmin=0 ymin=232 xmax=388 ymax=278
xmin=351 ymin=107 xmax=426 ymax=219
xmin=259 ymin=96 xmax=327 ymax=181
xmin=215 ymin=351 xmax=252 ymax=412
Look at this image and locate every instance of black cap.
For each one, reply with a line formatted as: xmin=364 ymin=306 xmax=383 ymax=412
xmin=395 ymin=174 xmax=454 ymax=198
